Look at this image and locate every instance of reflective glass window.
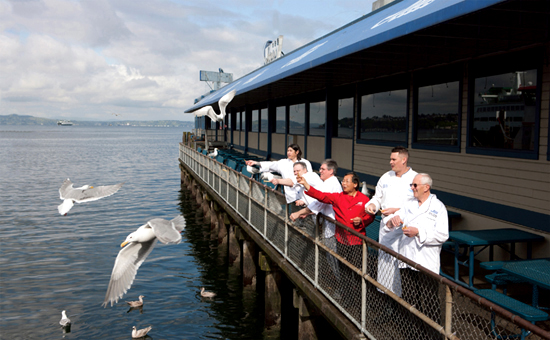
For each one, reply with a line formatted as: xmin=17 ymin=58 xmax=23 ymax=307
xmin=289 ymin=104 xmax=305 ymax=135
xmin=471 ymin=70 xmax=537 ymax=151
xmin=261 ymin=108 xmax=268 ymax=132
xmin=309 ymin=101 xmax=325 ymax=136
xmin=416 ymin=81 xmax=459 ymax=146
xmin=337 ymin=97 xmax=354 ymax=138
xmin=276 ymin=106 xmax=286 ymax=133
xmin=359 ymin=89 xmax=407 ymax=142
xmin=251 ymin=109 xmax=259 ymax=132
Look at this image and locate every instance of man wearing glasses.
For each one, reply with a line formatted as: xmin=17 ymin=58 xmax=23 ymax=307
xmin=387 ymin=173 xmax=449 ymax=339
xmin=365 ymin=146 xmax=417 ymax=296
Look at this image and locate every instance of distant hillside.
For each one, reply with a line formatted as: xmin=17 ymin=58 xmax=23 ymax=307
xmin=0 ymin=114 xmax=194 ymax=129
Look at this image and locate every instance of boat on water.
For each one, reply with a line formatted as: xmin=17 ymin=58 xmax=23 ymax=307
xmin=57 ymin=120 xmax=73 ymax=126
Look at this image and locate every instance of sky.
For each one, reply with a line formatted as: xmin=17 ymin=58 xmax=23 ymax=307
xmin=0 ymin=0 xmax=377 ymax=121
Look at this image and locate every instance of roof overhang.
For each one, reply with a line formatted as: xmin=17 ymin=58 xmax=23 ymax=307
xmin=185 ymin=0 xmax=548 ymax=113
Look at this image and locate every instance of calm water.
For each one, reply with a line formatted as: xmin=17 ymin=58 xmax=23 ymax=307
xmin=0 ymin=126 xmax=263 ymax=340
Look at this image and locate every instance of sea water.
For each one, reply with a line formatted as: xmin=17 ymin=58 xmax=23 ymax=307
xmin=0 ymin=125 xmax=263 ymax=339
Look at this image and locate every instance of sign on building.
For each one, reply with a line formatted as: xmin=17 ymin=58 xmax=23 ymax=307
xmin=264 ymin=35 xmax=284 ymax=65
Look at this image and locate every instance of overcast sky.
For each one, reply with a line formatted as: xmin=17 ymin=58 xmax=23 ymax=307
xmin=0 ymin=0 xmax=376 ymax=121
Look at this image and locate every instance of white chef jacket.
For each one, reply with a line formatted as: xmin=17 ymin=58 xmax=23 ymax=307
xmin=307 ymin=175 xmax=342 ymax=238
xmin=259 ymin=158 xmax=313 ymax=203
xmin=370 ymin=167 xmax=418 ymax=250
xmin=291 ymin=171 xmax=323 ymax=206
xmin=395 ymin=194 xmax=449 ymax=274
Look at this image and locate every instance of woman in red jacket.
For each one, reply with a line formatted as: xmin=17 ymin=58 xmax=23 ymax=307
xmin=296 ymin=172 xmax=374 ymax=267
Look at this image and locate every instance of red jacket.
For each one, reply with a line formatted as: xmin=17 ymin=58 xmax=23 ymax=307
xmin=304 ymin=186 xmax=375 ymax=245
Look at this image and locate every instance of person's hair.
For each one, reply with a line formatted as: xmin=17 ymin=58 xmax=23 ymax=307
xmin=322 ymin=159 xmax=338 ymax=174
xmin=391 ymin=146 xmax=409 ymax=161
xmin=417 ymin=173 xmax=433 ymax=188
xmin=293 ymin=161 xmax=307 ymax=171
xmin=287 ymin=143 xmax=303 ymax=160
xmin=344 ymin=172 xmax=360 ymax=190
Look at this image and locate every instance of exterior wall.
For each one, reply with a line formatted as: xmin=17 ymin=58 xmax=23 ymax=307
xmin=272 ymin=133 xmax=286 ymax=157
xmin=331 ymin=138 xmax=353 ymax=171
xmin=259 ymin=132 xmax=268 ymax=152
xmin=307 ymin=136 xmax=325 ymax=164
xmin=249 ymin=132 xmax=258 ymax=150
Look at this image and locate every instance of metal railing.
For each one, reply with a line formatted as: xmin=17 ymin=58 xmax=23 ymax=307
xmin=179 ymin=143 xmax=548 ymax=340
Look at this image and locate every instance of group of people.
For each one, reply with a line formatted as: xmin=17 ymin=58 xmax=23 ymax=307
xmin=245 ymin=145 xmax=449 ymax=328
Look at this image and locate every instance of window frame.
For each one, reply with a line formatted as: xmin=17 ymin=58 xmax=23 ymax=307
xmin=466 ymin=50 xmax=541 ymax=160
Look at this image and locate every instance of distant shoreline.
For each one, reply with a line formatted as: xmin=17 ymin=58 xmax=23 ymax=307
xmin=0 ymin=114 xmax=194 ymax=128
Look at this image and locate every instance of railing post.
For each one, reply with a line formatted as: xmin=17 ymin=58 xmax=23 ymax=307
xmin=314 ymin=214 xmax=320 ymax=288
xmin=361 ymin=241 xmax=367 ymax=332
xmin=445 ymin=285 xmax=453 ymax=338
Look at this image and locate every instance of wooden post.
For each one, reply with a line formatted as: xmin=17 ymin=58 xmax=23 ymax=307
xmin=260 ymin=252 xmax=281 ymax=338
xmin=210 ymin=202 xmax=219 ymax=240
xmin=217 ymin=213 xmax=229 ymax=264
xmin=293 ymin=289 xmax=320 ymax=340
xmin=242 ymin=239 xmax=257 ymax=289
xmin=228 ymin=224 xmax=241 ymax=267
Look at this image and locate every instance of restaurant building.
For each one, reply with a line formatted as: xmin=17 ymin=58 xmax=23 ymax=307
xmin=187 ymin=0 xmax=549 ymax=260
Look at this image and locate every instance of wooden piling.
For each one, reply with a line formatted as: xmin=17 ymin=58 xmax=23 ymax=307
xmin=228 ymin=224 xmax=241 ymax=267
xmin=242 ymin=239 xmax=257 ymax=289
xmin=260 ymin=252 xmax=282 ymax=338
xmin=294 ymin=290 xmax=320 ymax=340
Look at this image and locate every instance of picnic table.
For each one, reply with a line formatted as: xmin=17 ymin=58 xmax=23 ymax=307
xmin=442 ymin=228 xmax=544 ymax=289
xmin=501 ymin=258 xmax=550 ymax=309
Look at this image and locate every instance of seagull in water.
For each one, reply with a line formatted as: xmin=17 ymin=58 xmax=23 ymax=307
xmin=103 ymin=215 xmax=185 ymax=307
xmin=59 ymin=310 xmax=71 ymax=328
xmin=200 ymin=287 xmax=216 ymax=298
xmin=191 ymin=90 xmax=237 ymax=122
xmin=132 ymin=325 xmax=152 ymax=338
xmin=127 ymin=295 xmax=145 ymax=307
xmin=58 ymin=178 xmax=123 ymax=215
xmin=207 ymin=148 xmax=219 ymax=158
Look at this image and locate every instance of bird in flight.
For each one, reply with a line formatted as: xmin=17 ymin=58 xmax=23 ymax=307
xmin=58 ymin=179 xmax=123 ymax=215
xmin=191 ymin=90 xmax=236 ymax=122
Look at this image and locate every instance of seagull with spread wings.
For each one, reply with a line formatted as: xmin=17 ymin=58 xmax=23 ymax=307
xmin=58 ymin=178 xmax=123 ymax=215
xmin=103 ymin=215 xmax=185 ymax=307
xmin=191 ymin=90 xmax=236 ymax=122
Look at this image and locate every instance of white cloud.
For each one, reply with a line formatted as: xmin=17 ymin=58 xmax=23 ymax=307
xmin=0 ymin=0 xmax=375 ymax=121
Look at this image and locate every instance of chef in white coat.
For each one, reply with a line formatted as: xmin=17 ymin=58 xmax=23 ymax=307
xmin=246 ymin=143 xmax=312 ymax=203
xmin=387 ymin=173 xmax=448 ymax=337
xmin=365 ymin=146 xmax=417 ymax=296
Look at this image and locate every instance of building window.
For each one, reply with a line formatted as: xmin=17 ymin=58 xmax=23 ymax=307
xmin=241 ymin=110 xmax=246 ymax=131
xmin=471 ymin=69 xmax=537 ymax=152
xmin=210 ymin=118 xmax=216 ymax=130
xmin=261 ymin=108 xmax=268 ymax=132
xmin=251 ymin=109 xmax=259 ymax=132
xmin=415 ymin=81 xmax=459 ymax=146
xmin=289 ymin=104 xmax=305 ymax=135
xmin=337 ymin=97 xmax=354 ymax=138
xmin=309 ymin=101 xmax=325 ymax=136
xmin=276 ymin=106 xmax=286 ymax=133
xmin=236 ymin=111 xmax=241 ymax=130
xmin=359 ymin=89 xmax=407 ymax=143
xmin=226 ymin=113 xmax=231 ymax=130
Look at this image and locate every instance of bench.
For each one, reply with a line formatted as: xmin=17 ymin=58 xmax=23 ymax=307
xmin=475 ymin=289 xmax=548 ymax=340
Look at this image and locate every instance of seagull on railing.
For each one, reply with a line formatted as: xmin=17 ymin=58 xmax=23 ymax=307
xmin=207 ymin=148 xmax=218 ymax=158
xmin=191 ymin=90 xmax=236 ymax=123
xmin=361 ymin=181 xmax=370 ymax=198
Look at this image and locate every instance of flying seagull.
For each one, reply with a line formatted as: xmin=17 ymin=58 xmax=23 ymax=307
xmin=260 ymin=172 xmax=282 ymax=182
xmin=103 ymin=215 xmax=185 ymax=307
xmin=191 ymin=90 xmax=236 ymax=122
xmin=58 ymin=178 xmax=123 ymax=215
xmin=132 ymin=326 xmax=152 ymax=338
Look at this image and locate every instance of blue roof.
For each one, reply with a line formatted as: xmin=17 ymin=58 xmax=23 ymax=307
xmin=185 ymin=0 xmax=505 ymax=113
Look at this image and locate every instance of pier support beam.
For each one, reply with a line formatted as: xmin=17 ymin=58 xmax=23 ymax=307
xmin=260 ymin=252 xmax=282 ymax=338
xmin=217 ymin=213 xmax=229 ymax=264
xmin=242 ymin=239 xmax=257 ymax=290
xmin=294 ymin=289 xmax=321 ymax=340
xmin=228 ymin=224 xmax=241 ymax=268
